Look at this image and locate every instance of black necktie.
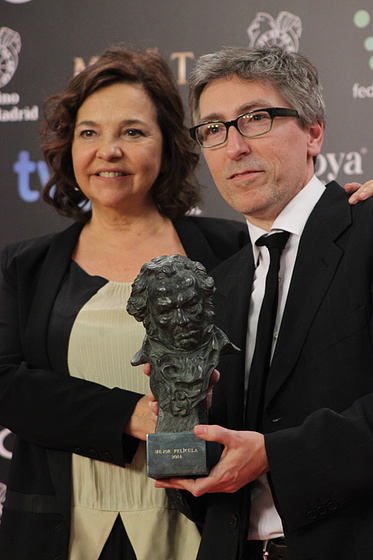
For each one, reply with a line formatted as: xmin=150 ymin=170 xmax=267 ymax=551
xmin=245 ymin=231 xmax=290 ymax=430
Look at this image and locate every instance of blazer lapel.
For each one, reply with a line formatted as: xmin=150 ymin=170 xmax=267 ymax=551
xmin=213 ymin=243 xmax=255 ymax=348
xmin=23 ymin=223 xmax=82 ymax=369
xmin=267 ymin=182 xmax=352 ymax=403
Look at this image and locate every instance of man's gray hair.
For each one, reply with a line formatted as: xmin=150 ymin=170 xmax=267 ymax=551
xmin=189 ymin=45 xmax=326 ymax=129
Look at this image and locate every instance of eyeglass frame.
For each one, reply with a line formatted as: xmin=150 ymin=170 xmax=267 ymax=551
xmin=189 ymin=107 xmax=300 ymax=148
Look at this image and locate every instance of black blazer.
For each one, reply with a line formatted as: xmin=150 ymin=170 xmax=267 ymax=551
xmin=191 ymin=182 xmax=373 ymax=560
xmin=0 ymin=216 xmax=248 ymax=560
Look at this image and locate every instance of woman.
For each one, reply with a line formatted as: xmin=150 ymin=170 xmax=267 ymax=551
xmin=0 ymin=46 xmax=249 ymax=560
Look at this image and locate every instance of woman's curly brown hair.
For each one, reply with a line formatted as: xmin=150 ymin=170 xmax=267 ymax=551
xmin=40 ymin=45 xmax=201 ymax=222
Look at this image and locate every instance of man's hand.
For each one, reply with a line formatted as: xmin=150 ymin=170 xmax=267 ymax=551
xmin=345 ymin=180 xmax=373 ymax=204
xmin=124 ymin=395 xmax=155 ymax=441
xmin=154 ymin=424 xmax=269 ymax=497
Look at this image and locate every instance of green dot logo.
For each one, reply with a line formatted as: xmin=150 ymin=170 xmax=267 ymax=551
xmin=354 ymin=9 xmax=373 ymax=70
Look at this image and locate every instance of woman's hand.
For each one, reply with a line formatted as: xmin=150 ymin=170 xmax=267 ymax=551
xmin=143 ymin=363 xmax=159 ymax=423
xmin=124 ymin=395 xmax=156 ymax=441
xmin=345 ymin=180 xmax=373 ymax=204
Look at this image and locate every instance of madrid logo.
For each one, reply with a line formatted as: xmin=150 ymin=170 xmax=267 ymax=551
xmin=247 ymin=11 xmax=302 ymax=52
xmin=0 ymin=27 xmax=21 ymax=88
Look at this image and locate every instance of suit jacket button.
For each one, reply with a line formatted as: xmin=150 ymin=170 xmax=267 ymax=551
xmin=101 ymin=451 xmax=113 ymax=462
xmin=327 ymin=500 xmax=338 ymax=511
xmin=229 ymin=514 xmax=238 ymax=529
xmin=88 ymin=448 xmax=99 ymax=459
xmin=306 ymin=509 xmax=317 ymax=521
xmin=316 ymin=505 xmax=328 ymax=517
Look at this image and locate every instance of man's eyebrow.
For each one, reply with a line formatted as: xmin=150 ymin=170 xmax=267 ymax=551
xmin=199 ymin=99 xmax=274 ymax=124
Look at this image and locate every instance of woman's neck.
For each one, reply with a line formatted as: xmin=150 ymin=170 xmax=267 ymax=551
xmin=72 ymin=206 xmax=186 ymax=283
xmin=84 ymin=205 xmax=169 ymax=249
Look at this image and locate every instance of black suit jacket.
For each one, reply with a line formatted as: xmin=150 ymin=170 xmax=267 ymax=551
xmin=0 ymin=216 xmax=248 ymax=560
xmin=192 ymin=182 xmax=373 ymax=560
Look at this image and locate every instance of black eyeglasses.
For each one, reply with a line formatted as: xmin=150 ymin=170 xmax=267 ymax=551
xmin=189 ymin=107 xmax=299 ymax=148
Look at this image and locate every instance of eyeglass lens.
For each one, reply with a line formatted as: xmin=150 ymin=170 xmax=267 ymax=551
xmin=196 ymin=111 xmax=272 ymax=147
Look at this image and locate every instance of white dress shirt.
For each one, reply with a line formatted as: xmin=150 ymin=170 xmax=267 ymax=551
xmin=245 ymin=175 xmax=326 ymax=540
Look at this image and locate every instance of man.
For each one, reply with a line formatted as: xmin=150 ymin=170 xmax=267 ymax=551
xmin=154 ymin=46 xmax=373 ymax=560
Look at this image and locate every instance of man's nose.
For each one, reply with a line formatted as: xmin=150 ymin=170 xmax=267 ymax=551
xmin=225 ymin=126 xmax=252 ymax=160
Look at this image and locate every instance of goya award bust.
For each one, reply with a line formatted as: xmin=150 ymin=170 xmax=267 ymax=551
xmin=127 ymin=254 xmax=239 ymax=479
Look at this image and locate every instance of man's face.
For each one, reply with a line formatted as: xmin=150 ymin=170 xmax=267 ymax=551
xmin=148 ymin=272 xmax=209 ymax=351
xmin=198 ymin=76 xmax=323 ymax=230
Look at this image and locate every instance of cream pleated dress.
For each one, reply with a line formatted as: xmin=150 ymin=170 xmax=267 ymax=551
xmin=66 ymin=274 xmax=201 ymax=560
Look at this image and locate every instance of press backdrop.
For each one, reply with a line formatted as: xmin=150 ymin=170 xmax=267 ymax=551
xmin=1 ymin=0 xmax=373 ymax=518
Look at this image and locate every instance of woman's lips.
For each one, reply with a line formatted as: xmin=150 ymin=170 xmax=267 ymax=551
xmin=96 ymin=170 xmax=128 ymax=178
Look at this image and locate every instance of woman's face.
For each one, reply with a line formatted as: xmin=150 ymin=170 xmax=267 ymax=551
xmin=71 ymin=82 xmax=163 ymax=216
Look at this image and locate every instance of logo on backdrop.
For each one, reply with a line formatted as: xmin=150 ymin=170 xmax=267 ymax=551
xmin=0 ymin=483 xmax=6 ymax=523
xmin=0 ymin=429 xmax=12 ymax=461
xmin=353 ymin=9 xmax=373 ymax=71
xmin=74 ymin=51 xmax=195 ymax=86
xmin=247 ymin=11 xmax=302 ymax=52
xmin=352 ymin=10 xmax=373 ymax=98
xmin=0 ymin=27 xmax=39 ymax=122
xmin=13 ymin=146 xmax=366 ymax=203
xmin=315 ymin=149 xmax=366 ymax=183
xmin=0 ymin=27 xmax=21 ymax=88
